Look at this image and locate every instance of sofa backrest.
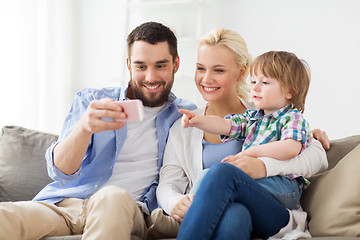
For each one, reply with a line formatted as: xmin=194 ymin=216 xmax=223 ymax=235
xmin=1 ymin=124 xmax=359 ymax=203
xmin=0 ymin=125 xmax=58 ymax=202
xmin=325 ymin=134 xmax=360 ymax=170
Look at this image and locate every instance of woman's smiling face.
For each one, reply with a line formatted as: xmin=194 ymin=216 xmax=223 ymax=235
xmin=195 ymin=44 xmax=242 ymax=103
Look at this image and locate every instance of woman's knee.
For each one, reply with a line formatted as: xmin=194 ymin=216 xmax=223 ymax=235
xmin=214 ymin=203 xmax=252 ymax=240
xmin=206 ymin=162 xmax=247 ymax=184
xmin=225 ymin=203 xmax=251 ymax=225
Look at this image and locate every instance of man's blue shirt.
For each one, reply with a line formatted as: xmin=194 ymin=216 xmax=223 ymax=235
xmin=33 ymin=82 xmax=196 ymax=212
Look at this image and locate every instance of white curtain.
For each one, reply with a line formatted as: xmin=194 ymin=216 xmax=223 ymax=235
xmin=0 ymin=0 xmax=75 ymax=135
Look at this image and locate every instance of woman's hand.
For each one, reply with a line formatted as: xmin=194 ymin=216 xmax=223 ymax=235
xmin=222 ymin=155 xmax=267 ymax=179
xmin=312 ymin=129 xmax=330 ymax=150
xmin=171 ymin=194 xmax=195 ymax=223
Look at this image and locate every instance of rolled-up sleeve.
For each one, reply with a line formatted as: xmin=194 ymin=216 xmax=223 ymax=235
xmin=221 ymin=113 xmax=250 ymax=142
xmin=280 ymin=112 xmax=313 ymax=149
xmin=45 ymin=141 xmax=81 ymax=186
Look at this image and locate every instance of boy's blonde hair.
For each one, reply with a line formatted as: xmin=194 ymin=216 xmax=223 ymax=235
xmin=250 ymin=51 xmax=311 ymax=113
xmin=199 ymin=28 xmax=252 ymax=100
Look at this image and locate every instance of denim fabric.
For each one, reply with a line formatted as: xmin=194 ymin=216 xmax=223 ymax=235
xmin=191 ymin=171 xmax=303 ymax=209
xmin=177 ymin=163 xmax=290 ymax=240
xmin=256 ymin=176 xmax=303 ymax=209
xmin=212 ymin=203 xmax=252 ymax=240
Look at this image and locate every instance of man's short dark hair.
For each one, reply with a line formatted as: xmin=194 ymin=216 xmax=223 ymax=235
xmin=127 ymin=22 xmax=178 ymax=62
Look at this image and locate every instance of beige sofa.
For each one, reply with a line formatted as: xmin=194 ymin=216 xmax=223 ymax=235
xmin=0 ymin=125 xmax=359 ymax=240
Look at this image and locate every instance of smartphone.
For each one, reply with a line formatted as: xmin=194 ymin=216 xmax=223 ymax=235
xmin=114 ymin=99 xmax=144 ymax=122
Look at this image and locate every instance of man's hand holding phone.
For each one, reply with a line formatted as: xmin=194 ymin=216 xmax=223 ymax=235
xmin=78 ymin=98 xmax=125 ymax=134
xmin=113 ymin=99 xmax=144 ymax=122
xmin=79 ymin=98 xmax=144 ymax=135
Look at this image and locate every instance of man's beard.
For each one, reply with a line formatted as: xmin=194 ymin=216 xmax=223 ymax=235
xmin=130 ymin=75 xmax=174 ymax=107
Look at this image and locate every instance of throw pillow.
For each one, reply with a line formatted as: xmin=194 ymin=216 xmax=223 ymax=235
xmin=301 ymin=143 xmax=360 ymax=237
xmin=0 ymin=126 xmax=58 ymax=201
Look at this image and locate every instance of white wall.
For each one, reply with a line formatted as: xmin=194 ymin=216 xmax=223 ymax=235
xmin=1 ymin=0 xmax=359 ymax=140
xmin=201 ymin=0 xmax=360 ymax=140
xmin=72 ymin=0 xmax=360 ymax=140
xmin=0 ymin=0 xmax=75 ymax=134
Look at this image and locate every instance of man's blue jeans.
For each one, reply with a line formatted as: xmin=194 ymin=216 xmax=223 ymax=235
xmin=177 ymin=163 xmax=291 ymax=240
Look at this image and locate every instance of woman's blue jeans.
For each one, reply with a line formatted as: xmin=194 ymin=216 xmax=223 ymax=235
xmin=177 ymin=163 xmax=292 ymax=240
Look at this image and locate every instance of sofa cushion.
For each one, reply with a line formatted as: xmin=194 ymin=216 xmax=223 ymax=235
xmin=0 ymin=126 xmax=58 ymax=202
xmin=301 ymin=142 xmax=360 ymax=237
xmin=325 ymin=135 xmax=360 ymax=170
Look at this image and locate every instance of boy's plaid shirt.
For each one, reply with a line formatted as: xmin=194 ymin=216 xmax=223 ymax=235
xmin=221 ymin=105 xmax=313 ymax=184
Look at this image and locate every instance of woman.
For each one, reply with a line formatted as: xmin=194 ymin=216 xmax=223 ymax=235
xmin=156 ymin=28 xmax=328 ymax=239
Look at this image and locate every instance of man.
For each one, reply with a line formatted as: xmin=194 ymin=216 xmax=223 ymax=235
xmin=0 ymin=21 xmax=196 ymax=240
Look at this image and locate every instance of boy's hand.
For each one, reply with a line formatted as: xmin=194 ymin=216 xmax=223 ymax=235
xmin=179 ymin=109 xmax=198 ymax=128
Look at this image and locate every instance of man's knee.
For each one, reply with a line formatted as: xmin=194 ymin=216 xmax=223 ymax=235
xmin=91 ymin=185 xmax=135 ymax=208
xmin=84 ymin=186 xmax=146 ymax=239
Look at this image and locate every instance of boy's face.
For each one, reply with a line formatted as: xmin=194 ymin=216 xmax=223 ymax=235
xmin=127 ymin=41 xmax=179 ymax=107
xmin=250 ymin=72 xmax=292 ymax=114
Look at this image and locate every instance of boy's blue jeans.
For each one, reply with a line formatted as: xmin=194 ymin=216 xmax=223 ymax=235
xmin=178 ymin=163 xmax=297 ymax=240
xmin=256 ymin=174 xmax=303 ymax=210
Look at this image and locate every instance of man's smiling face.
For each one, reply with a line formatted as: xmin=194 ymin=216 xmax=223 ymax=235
xmin=127 ymin=41 xmax=179 ymax=107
